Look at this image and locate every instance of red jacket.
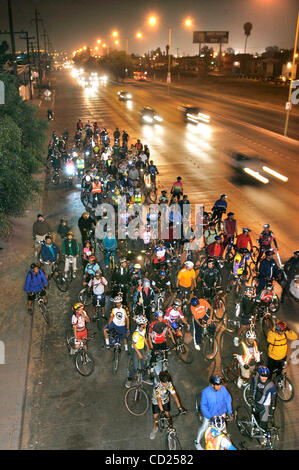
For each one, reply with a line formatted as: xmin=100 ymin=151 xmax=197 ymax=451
xmin=236 ymin=233 xmax=253 ymax=250
xmin=207 ymin=242 xmax=224 ymax=258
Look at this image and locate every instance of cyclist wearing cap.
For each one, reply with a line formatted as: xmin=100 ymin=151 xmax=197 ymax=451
xmin=207 ymin=235 xmax=225 ymax=259
xmin=204 ymin=416 xmax=237 ymax=450
xmin=78 ymin=212 xmax=95 ymax=245
xmin=164 ymin=299 xmax=189 ymax=336
xmin=234 ymin=329 xmax=261 ymax=389
xmin=133 ymin=279 xmax=155 ymax=318
xmin=150 ymin=371 xmax=185 ymax=440
xmin=103 ymin=297 xmax=130 ymax=351
xmin=195 ymin=375 xmax=233 ymax=450
xmin=256 ymin=250 xmax=280 ymax=294
xmin=236 ymin=228 xmax=253 ymax=251
xmin=148 ymin=311 xmax=175 ymax=355
xmin=153 ymin=240 xmax=171 ymax=267
xmin=126 ymin=315 xmax=152 ymax=389
xmin=248 ymin=366 xmax=277 ymax=431
xmin=24 ymin=263 xmax=48 ymax=313
xmin=190 ymin=297 xmax=215 ymax=351
xmin=232 ymin=248 xmax=250 ymax=277
xmin=204 ymin=222 xmax=219 ymax=248
xmin=176 ymin=261 xmax=196 ymax=295
xmin=159 ymin=190 xmax=169 ymax=205
xmin=151 ymin=270 xmax=172 ymax=300
xmin=212 ymin=194 xmax=227 ymax=222
xmin=257 ymin=224 xmax=278 ymax=262
xmin=111 ymin=258 xmax=130 ymax=301
xmin=234 ymin=287 xmax=257 ymax=347
xmin=223 ymin=212 xmax=237 ymax=247
xmin=83 ymin=255 xmax=100 ymax=285
xmin=88 ymin=269 xmax=108 ymax=320
xmin=266 ymin=320 xmax=297 ymax=377
xmin=71 ymin=303 xmax=90 ymax=351
xmin=140 ymin=225 xmax=155 ymax=247
xmin=62 ymin=231 xmax=80 ymax=278
xmin=200 ymin=258 xmax=221 ymax=292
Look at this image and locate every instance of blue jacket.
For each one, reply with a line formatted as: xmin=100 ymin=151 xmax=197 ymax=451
xmin=40 ymin=242 xmax=59 ymax=263
xmin=200 ymin=385 xmax=232 ymax=419
xmin=259 ymin=258 xmax=279 ymax=280
xmin=103 ymin=237 xmax=117 ymax=251
xmin=24 ymin=269 xmax=48 ymax=293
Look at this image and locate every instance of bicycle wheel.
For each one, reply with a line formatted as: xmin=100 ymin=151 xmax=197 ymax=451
xmin=251 ymin=276 xmax=259 ymax=288
xmin=124 ymin=386 xmax=149 ymax=416
xmin=262 ymin=314 xmax=275 ymax=339
xmin=165 ymin=431 xmax=182 ymax=450
xmin=202 ymin=336 xmax=218 ymax=361
xmin=113 ymin=347 xmax=121 ymax=375
xmin=275 ymin=375 xmax=294 ymax=402
xmin=269 ymin=296 xmax=280 ymax=314
xmin=243 ymin=383 xmax=251 ymax=407
xmin=75 ymin=350 xmax=95 ymax=376
xmin=65 ymin=328 xmax=75 ymax=352
xmin=55 ymin=272 xmax=69 ymax=292
xmin=221 ymin=356 xmax=239 ymax=383
xmin=251 ymin=246 xmax=259 ymax=264
xmin=236 ymin=405 xmax=252 ymax=438
xmin=222 ymin=312 xmax=238 ymax=334
xmin=78 ymin=288 xmax=92 ymax=306
xmin=176 ymin=342 xmax=194 ymax=364
xmin=39 ymin=301 xmax=50 ymax=325
xmin=213 ymin=298 xmax=225 ymax=321
xmin=149 ymin=189 xmax=157 ymax=203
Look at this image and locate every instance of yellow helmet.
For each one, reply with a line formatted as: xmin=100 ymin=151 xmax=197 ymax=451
xmin=82 ymin=212 xmax=89 ymax=218
xmin=73 ymin=302 xmax=84 ymax=311
xmin=67 ymin=231 xmax=74 ymax=236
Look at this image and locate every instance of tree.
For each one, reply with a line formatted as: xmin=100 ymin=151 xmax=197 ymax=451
xmin=243 ymin=22 xmax=253 ymax=53
xmin=200 ymin=45 xmax=214 ymax=75
xmin=226 ymin=47 xmax=235 ymax=55
xmin=0 ymin=72 xmax=48 ymax=238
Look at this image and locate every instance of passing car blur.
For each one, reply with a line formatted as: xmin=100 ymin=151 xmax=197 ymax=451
xmin=140 ymin=107 xmax=163 ymax=124
xmin=178 ymin=104 xmax=210 ymax=124
xmin=117 ymin=91 xmax=132 ymax=101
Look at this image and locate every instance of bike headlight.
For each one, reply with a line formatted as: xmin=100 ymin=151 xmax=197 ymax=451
xmin=66 ymin=166 xmax=74 ymax=175
xmin=85 ymin=151 xmax=90 ymax=156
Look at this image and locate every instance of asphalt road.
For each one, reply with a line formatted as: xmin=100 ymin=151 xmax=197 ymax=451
xmin=20 ymin=71 xmax=299 ymax=450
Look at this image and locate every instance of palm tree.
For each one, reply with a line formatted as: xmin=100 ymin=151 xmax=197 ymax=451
xmin=243 ymin=22 xmax=253 ymax=53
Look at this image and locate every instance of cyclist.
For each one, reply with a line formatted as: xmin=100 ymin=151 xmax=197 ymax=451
xmin=248 ymin=366 xmax=277 ymax=431
xmin=40 ymin=235 xmax=60 ymax=280
xmin=159 ymin=190 xmax=169 ymax=205
xmin=103 ymin=296 xmax=130 ymax=351
xmin=170 ymin=176 xmax=183 ymax=202
xmin=140 ymin=224 xmax=155 ymax=248
xmin=200 ymin=258 xmax=221 ymax=296
xmin=204 ymin=222 xmax=219 ymax=249
xmin=207 ymin=235 xmax=225 ymax=259
xmin=195 ymin=375 xmax=233 ymax=450
xmin=234 ymin=330 xmax=261 ymax=388
xmin=211 ymin=194 xmax=227 ymax=224
xmin=78 ymin=212 xmax=95 ymax=245
xmin=176 ymin=261 xmax=196 ymax=297
xmin=133 ymin=279 xmax=155 ymax=319
xmin=111 ymin=258 xmax=130 ymax=303
xmin=62 ymin=231 xmax=79 ymax=278
xmin=266 ymin=320 xmax=297 ymax=377
xmin=232 ymin=248 xmax=250 ymax=277
xmin=150 ymin=371 xmax=185 ymax=440
xmin=24 ymin=263 xmax=48 ymax=313
xmin=91 ymin=175 xmax=102 ymax=206
xmin=222 ymin=212 xmax=237 ymax=247
xmin=256 ymin=250 xmax=280 ymax=294
xmin=103 ymin=229 xmax=117 ymax=268
xmin=236 ymin=228 xmax=253 ymax=252
xmin=257 ymin=224 xmax=278 ymax=263
xmin=88 ymin=269 xmax=108 ymax=320
xmin=32 ymin=214 xmax=52 ymax=246
xmin=71 ymin=303 xmax=90 ymax=351
xmin=204 ymin=416 xmax=237 ymax=450
xmin=153 ymin=240 xmax=171 ymax=268
xmin=151 ymin=270 xmax=172 ymax=303
xmin=148 ymin=160 xmax=159 ymax=188
xmin=190 ymin=297 xmax=215 ymax=351
xmin=83 ymin=255 xmax=100 ymax=285
xmin=233 ymin=286 xmax=257 ymax=347
xmin=125 ymin=315 xmax=152 ymax=389
xmin=281 ymin=250 xmax=299 ymax=302
xmin=164 ymin=298 xmax=190 ymax=337
xmin=148 ymin=311 xmax=175 ymax=376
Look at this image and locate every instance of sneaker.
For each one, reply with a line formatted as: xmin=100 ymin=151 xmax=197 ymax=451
xmin=150 ymin=428 xmax=158 ymax=440
xmin=27 ymin=307 xmax=33 ymax=314
xmin=195 ymin=440 xmax=203 ymax=450
xmin=233 ymin=337 xmax=239 ymax=347
xmin=237 ymin=377 xmax=243 ymax=389
xmin=195 ymin=344 xmax=201 ymax=351
xmin=73 ymin=271 xmax=77 ymax=279
xmin=125 ymin=379 xmax=132 ymax=389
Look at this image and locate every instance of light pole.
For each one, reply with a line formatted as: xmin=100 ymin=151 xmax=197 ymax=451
xmin=284 ymin=11 xmax=299 ymax=137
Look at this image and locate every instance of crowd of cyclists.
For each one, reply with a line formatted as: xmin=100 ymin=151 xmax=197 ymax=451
xmin=23 ymin=117 xmax=299 ymax=451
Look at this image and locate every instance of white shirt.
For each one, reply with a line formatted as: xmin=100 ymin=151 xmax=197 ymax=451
xmin=111 ymin=307 xmax=128 ymax=327
xmin=88 ymin=277 xmax=108 ymax=295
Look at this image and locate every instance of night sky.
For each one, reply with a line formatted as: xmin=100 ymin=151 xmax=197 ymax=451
xmin=0 ymin=0 xmax=298 ymax=56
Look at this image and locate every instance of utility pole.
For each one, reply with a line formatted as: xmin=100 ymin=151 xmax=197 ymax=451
xmin=34 ymin=9 xmax=42 ymax=86
xmin=19 ymin=31 xmax=35 ymax=99
xmin=42 ymin=29 xmax=47 ymax=56
xmin=284 ymin=11 xmax=299 ymax=137
xmin=7 ymin=0 xmax=17 ymax=76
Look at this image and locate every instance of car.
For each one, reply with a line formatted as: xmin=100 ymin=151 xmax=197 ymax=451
xmin=230 ymin=151 xmax=264 ymax=173
xmin=140 ymin=107 xmax=163 ymax=124
xmin=229 ymin=151 xmax=288 ymax=184
xmin=178 ymin=104 xmax=211 ymax=124
xmin=117 ymin=90 xmax=132 ymax=101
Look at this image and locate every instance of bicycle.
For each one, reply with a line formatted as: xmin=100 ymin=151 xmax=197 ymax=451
xmin=144 ymin=181 xmax=157 ymax=203
xmin=33 ymin=291 xmax=50 ymax=325
xmin=43 ymin=261 xmax=69 ymax=292
xmin=64 ymin=255 xmax=78 ymax=283
xmin=150 ymin=348 xmax=170 ymax=382
xmin=171 ymin=325 xmax=194 ymax=364
xmin=158 ymin=410 xmax=186 ymax=450
xmin=124 ymin=367 xmax=150 ymax=416
xmin=65 ymin=329 xmax=95 ymax=377
xmin=235 ymin=405 xmax=281 ymax=449
xmin=200 ymin=322 xmax=218 ymax=361
xmin=105 ymin=250 xmax=116 ymax=270
xmin=51 ymin=168 xmax=61 ymax=185
xmin=109 ymin=328 xmax=122 ymax=375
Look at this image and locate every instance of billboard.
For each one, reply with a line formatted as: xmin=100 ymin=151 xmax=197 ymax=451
xmin=193 ymin=31 xmax=229 ymax=44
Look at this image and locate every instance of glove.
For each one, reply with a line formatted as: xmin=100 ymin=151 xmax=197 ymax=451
xmin=160 ymin=411 xmax=166 ymax=418
xmin=227 ymin=413 xmax=234 ymax=422
xmin=179 ymin=407 xmax=187 ymax=414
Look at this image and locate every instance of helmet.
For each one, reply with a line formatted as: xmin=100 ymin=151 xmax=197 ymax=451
xmin=207 ymin=257 xmax=215 ymax=265
xmin=134 ymin=263 xmax=141 ymax=269
xmin=191 ymin=297 xmax=199 ymax=307
xmin=244 ymin=286 xmax=255 ymax=298
xmin=265 ymin=249 xmax=274 ymax=257
xmin=258 ymin=366 xmax=270 ymax=377
xmin=143 ymin=279 xmax=150 ymax=288
xmin=155 ymin=310 xmax=164 ymax=318
xmin=243 ymin=227 xmax=251 ymax=233
xmin=82 ymin=212 xmax=89 ymax=218
xmin=30 ymin=263 xmax=38 ymax=270
xmin=214 ymin=235 xmax=221 ymax=241
xmin=239 ymin=248 xmax=249 ymax=255
xmin=264 ymin=224 xmax=270 ymax=228
xmin=220 ymin=194 xmax=227 ymax=198
xmin=209 ymin=375 xmax=223 ymax=385
xmin=159 ymin=270 xmax=166 ymax=276
xmin=73 ymin=302 xmax=84 ymax=311
xmin=67 ymin=231 xmax=74 ymax=236
xmin=85 ymin=175 xmax=91 ymax=182
xmin=265 ymin=282 xmax=273 ymax=290
xmin=89 ymin=255 xmax=96 ymax=262
xmin=212 ymin=416 xmax=226 ymax=433
xmin=119 ymin=258 xmax=127 ymax=264
xmin=276 ymin=321 xmax=287 ymax=332
xmin=245 ymin=329 xmax=256 ymax=341
xmin=227 ymin=212 xmax=234 ymax=216
xmin=293 ymin=250 xmax=299 ymax=256
xmin=135 ymin=315 xmax=148 ymax=325
xmin=173 ymin=298 xmax=182 ymax=307
xmin=185 ymin=261 xmax=194 ymax=268
xmin=94 ymin=175 xmax=100 ymax=180
xmin=114 ymin=296 xmax=123 ymax=303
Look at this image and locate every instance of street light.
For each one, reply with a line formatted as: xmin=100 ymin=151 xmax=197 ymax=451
xmin=112 ymin=31 xmax=118 ymax=38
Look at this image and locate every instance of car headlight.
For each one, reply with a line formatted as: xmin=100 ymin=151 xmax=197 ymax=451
xmin=127 ymin=94 xmax=132 ymax=99
xmin=154 ymin=115 xmax=163 ymax=122
xmin=143 ymin=115 xmax=153 ymax=123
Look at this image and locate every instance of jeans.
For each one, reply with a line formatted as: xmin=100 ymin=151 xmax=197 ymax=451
xmin=128 ymin=348 xmax=146 ymax=381
xmin=105 ymin=250 xmax=116 ymax=267
xmin=195 ymin=417 xmax=210 ymax=450
xmin=193 ymin=319 xmax=216 ymax=346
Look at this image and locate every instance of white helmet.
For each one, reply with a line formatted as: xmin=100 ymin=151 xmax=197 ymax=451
xmin=134 ymin=263 xmax=141 ymax=269
xmin=245 ymin=329 xmax=256 ymax=341
xmin=212 ymin=416 xmax=226 ymax=433
xmin=135 ymin=315 xmax=148 ymax=325
xmin=85 ymin=175 xmax=91 ymax=182
xmin=185 ymin=261 xmax=194 ymax=268
xmin=114 ymin=296 xmax=123 ymax=303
